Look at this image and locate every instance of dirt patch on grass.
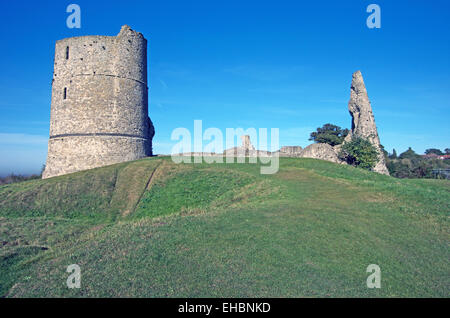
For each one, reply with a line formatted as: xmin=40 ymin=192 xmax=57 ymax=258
xmin=108 ymin=160 xmax=161 ymax=217
xmin=275 ymin=167 xmax=314 ymax=181
xmin=90 ymin=224 xmax=105 ymax=232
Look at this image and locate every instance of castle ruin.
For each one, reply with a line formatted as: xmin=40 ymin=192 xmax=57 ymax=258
xmin=43 ymin=25 xmax=154 ymax=179
xmin=298 ymin=71 xmax=389 ymax=175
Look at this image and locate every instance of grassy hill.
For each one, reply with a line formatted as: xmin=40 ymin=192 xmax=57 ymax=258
xmin=0 ymin=157 xmax=448 ymax=297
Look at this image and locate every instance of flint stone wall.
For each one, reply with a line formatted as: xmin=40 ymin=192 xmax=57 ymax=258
xmin=43 ymin=25 xmax=154 ymax=179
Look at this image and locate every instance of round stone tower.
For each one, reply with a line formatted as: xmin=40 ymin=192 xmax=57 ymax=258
xmin=43 ymin=25 xmax=154 ymax=179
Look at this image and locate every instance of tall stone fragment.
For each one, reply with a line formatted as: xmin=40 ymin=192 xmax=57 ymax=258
xmin=344 ymin=71 xmax=389 ymax=175
xmin=240 ymin=135 xmax=255 ymax=151
xmin=224 ymin=135 xmax=256 ymax=156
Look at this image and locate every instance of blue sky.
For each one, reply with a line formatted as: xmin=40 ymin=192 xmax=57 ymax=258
xmin=0 ymin=0 xmax=449 ymax=175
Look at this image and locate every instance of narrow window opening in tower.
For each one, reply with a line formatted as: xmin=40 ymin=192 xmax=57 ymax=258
xmin=63 ymin=87 xmax=67 ymax=100
xmin=66 ymin=46 xmax=69 ymax=59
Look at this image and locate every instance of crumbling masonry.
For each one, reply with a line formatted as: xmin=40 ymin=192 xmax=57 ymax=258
xmin=43 ymin=25 xmax=154 ymax=178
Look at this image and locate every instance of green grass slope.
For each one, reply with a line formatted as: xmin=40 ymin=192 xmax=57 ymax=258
xmin=0 ymin=157 xmax=448 ymax=297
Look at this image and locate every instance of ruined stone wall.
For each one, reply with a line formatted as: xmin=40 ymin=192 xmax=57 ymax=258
xmin=43 ymin=25 xmax=154 ymax=179
xmin=279 ymin=146 xmax=303 ymax=156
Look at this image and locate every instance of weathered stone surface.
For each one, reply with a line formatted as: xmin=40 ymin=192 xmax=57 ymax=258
xmin=241 ymin=135 xmax=255 ymax=151
xmin=279 ymin=146 xmax=303 ymax=156
xmin=344 ymin=71 xmax=389 ymax=175
xmin=224 ymin=135 xmax=257 ymax=156
xmin=299 ymin=143 xmax=341 ymax=163
xmin=43 ymin=25 xmax=154 ymax=179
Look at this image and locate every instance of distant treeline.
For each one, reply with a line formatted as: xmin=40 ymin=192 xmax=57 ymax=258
xmin=0 ymin=173 xmax=41 ymax=185
xmin=0 ymin=165 xmax=45 ymax=185
xmin=384 ymin=147 xmax=450 ymax=179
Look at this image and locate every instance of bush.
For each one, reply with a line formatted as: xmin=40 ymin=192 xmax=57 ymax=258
xmin=339 ymin=137 xmax=379 ymax=170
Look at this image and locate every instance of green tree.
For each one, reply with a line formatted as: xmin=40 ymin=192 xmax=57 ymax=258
xmin=389 ymin=149 xmax=397 ymax=159
xmin=445 ymin=148 xmax=450 ymax=155
xmin=399 ymin=147 xmax=420 ymax=160
xmin=387 ymin=148 xmax=450 ymax=179
xmin=425 ymin=148 xmax=444 ymax=156
xmin=387 ymin=160 xmax=412 ymax=178
xmin=412 ymin=160 xmax=432 ymax=178
xmin=309 ymin=123 xmax=349 ymax=146
xmin=339 ymin=137 xmax=379 ymax=170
